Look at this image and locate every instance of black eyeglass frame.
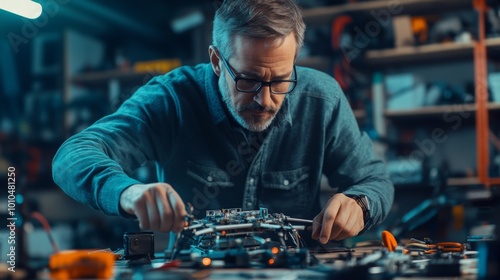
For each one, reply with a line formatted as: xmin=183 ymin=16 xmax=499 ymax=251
xmin=216 ymin=50 xmax=298 ymax=95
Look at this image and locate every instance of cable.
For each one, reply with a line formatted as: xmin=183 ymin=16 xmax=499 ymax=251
xmin=30 ymin=211 xmax=60 ymax=253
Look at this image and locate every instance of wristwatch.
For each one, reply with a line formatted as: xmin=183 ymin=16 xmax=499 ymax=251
xmin=346 ymin=194 xmax=371 ymax=227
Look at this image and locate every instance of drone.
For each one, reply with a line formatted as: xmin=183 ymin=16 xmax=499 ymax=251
xmin=167 ymin=207 xmax=314 ymax=268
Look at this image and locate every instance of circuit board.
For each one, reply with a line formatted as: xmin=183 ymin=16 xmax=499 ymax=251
xmin=167 ymin=208 xmax=314 ymax=268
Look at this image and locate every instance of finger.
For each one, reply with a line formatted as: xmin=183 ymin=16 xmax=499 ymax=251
xmin=311 ymin=213 xmax=323 ymax=240
xmin=334 ymin=230 xmax=351 ymax=241
xmin=332 ymin=204 xmax=363 ymax=240
xmin=345 ymin=204 xmax=365 ymax=237
xmin=328 ymin=209 xmax=347 ymax=241
xmin=134 ymin=199 xmax=150 ymax=230
xmin=166 ymin=186 xmax=187 ymax=233
xmin=156 ymin=187 xmax=174 ymax=232
xmin=334 ymin=217 xmax=358 ymax=241
xmin=145 ymin=194 xmax=160 ymax=230
xmin=320 ymin=201 xmax=340 ymax=244
xmin=144 ymin=202 xmax=160 ymax=230
xmin=333 ymin=225 xmax=357 ymax=241
xmin=141 ymin=187 xmax=160 ymax=230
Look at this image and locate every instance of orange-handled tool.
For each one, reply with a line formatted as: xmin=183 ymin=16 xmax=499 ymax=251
xmin=382 ymin=230 xmax=398 ymax=252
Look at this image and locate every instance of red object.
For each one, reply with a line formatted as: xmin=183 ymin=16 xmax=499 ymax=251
xmin=154 ymin=259 xmax=182 ymax=270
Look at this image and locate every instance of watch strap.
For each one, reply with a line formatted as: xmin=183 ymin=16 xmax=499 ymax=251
xmin=346 ymin=194 xmax=371 ymax=227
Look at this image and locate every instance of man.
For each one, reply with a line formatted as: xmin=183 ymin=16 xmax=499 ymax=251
xmin=52 ymin=0 xmax=394 ymax=245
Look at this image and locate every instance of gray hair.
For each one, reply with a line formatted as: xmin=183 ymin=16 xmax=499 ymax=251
xmin=212 ymin=0 xmax=306 ymax=59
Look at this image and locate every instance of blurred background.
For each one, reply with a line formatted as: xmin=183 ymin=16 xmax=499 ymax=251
xmin=1 ymin=0 xmax=500 ymax=270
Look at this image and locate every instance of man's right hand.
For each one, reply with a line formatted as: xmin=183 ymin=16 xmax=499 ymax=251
xmin=119 ymin=183 xmax=187 ymax=232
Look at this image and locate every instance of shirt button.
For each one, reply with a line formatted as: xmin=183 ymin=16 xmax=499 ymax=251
xmin=207 ymin=176 xmax=213 ymax=182
xmin=249 ymin=178 xmax=254 ymax=184
xmin=283 ymin=179 xmax=289 ymax=186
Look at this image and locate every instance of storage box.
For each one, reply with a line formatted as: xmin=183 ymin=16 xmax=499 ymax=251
xmin=489 ymin=72 xmax=500 ymax=103
xmin=385 ymin=73 xmax=426 ymax=110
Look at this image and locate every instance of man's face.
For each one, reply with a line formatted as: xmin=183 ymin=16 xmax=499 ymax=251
xmin=211 ymin=34 xmax=296 ymax=132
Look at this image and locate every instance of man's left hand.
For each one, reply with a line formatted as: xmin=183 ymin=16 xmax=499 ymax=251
xmin=311 ymin=193 xmax=364 ymax=243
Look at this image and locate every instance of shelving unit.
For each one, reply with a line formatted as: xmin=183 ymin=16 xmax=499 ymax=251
xmin=71 ymin=69 xmax=164 ymax=86
xmin=302 ymin=0 xmax=500 ymax=188
xmin=474 ymin=0 xmax=500 ymax=186
xmin=297 ymin=38 xmax=500 ymax=69
xmin=303 ymin=0 xmax=471 ymax=26
xmin=62 ymin=30 xmax=184 ymax=139
xmin=365 ymin=37 xmax=500 ymax=66
xmin=447 ymin=177 xmax=481 ymax=187
xmin=384 ymin=103 xmax=500 ymax=119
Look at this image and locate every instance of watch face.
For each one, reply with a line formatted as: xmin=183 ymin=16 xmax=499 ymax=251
xmin=354 ymin=195 xmax=370 ymax=221
xmin=347 ymin=195 xmax=369 ymax=214
xmin=359 ymin=195 xmax=370 ymax=211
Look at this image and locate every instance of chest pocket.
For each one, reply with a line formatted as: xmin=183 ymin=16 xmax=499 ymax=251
xmin=187 ymin=160 xmax=234 ymax=188
xmin=260 ymin=166 xmax=311 ymax=216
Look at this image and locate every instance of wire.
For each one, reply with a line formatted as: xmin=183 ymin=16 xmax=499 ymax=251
xmin=31 ymin=211 xmax=60 ymax=253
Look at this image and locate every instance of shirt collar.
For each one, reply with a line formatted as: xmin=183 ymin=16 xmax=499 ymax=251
xmin=204 ymin=64 xmax=227 ymax=125
xmin=204 ymin=63 xmax=292 ymax=127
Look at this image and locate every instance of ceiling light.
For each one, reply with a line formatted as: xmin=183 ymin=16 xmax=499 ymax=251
xmin=0 ymin=0 xmax=42 ymax=19
xmin=171 ymin=10 xmax=205 ymax=33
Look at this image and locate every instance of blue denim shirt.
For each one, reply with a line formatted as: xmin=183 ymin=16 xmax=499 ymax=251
xmin=52 ymin=63 xmax=394 ymax=229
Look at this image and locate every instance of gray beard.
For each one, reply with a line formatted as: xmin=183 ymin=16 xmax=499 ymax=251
xmin=218 ymin=72 xmax=278 ymax=132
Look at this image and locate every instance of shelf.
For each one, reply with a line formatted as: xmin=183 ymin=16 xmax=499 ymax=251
xmin=385 ymin=103 xmax=500 ymax=119
xmin=298 ymin=39 xmax=500 ymax=69
xmin=446 ymin=177 xmax=500 ymax=187
xmin=71 ymin=69 xmax=165 ymax=86
xmin=364 ymin=37 xmax=500 ymax=66
xmin=489 ymin=36 xmax=500 ymax=56
xmin=303 ymin=0 xmax=471 ymax=26
xmin=447 ymin=177 xmax=481 ymax=187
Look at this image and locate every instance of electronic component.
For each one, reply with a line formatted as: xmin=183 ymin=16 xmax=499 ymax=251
xmin=123 ymin=232 xmax=155 ymax=260
xmin=167 ymin=208 xmax=313 ymax=268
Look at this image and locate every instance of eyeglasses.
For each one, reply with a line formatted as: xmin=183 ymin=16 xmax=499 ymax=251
xmin=217 ymin=50 xmax=297 ymax=94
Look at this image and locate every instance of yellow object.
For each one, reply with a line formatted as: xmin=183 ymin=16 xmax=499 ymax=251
xmin=411 ymin=17 xmax=428 ymax=43
xmin=452 ymin=204 xmax=465 ymax=230
xmin=382 ymin=230 xmax=398 ymax=252
xmin=133 ymin=59 xmax=182 ymax=74
xmin=49 ymin=250 xmax=114 ymax=279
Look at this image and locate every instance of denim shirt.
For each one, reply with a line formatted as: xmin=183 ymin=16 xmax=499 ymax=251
xmin=52 ymin=63 xmax=394 ymax=230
